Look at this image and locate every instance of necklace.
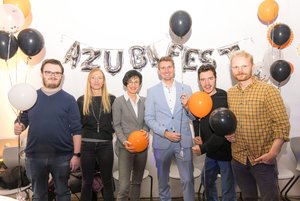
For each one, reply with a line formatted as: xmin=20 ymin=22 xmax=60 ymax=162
xmin=91 ymin=98 xmax=102 ymax=133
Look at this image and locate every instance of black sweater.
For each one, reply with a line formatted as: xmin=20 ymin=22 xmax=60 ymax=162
xmin=193 ymin=88 xmax=232 ymax=161
xmin=77 ymin=95 xmax=115 ymax=141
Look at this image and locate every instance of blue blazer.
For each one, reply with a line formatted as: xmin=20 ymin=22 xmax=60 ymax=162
xmin=144 ymin=81 xmax=195 ymax=149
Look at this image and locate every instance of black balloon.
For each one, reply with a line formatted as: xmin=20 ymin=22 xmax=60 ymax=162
xmin=270 ymin=60 xmax=291 ymax=83
xmin=209 ymin=107 xmax=237 ymax=136
xmin=169 ymin=10 xmax=192 ymax=37
xmin=0 ymin=31 xmax=18 ymax=60
xmin=18 ymin=28 xmax=45 ymax=57
xmin=269 ymin=24 xmax=291 ymax=47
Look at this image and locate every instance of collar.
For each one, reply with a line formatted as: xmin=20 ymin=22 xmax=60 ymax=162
xmin=124 ymin=91 xmax=140 ymax=102
xmin=162 ymin=80 xmax=176 ymax=89
xmin=237 ymin=76 xmax=258 ymax=90
xmin=41 ymin=87 xmax=61 ymax=96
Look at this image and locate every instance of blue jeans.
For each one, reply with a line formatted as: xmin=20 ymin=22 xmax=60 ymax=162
xmin=25 ymin=154 xmax=72 ymax=201
xmin=202 ymin=157 xmax=236 ymax=201
xmin=231 ymin=159 xmax=280 ymax=201
xmin=80 ymin=141 xmax=114 ymax=201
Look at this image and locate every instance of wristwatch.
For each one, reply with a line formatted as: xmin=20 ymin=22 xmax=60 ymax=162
xmin=73 ymin=152 xmax=81 ymax=157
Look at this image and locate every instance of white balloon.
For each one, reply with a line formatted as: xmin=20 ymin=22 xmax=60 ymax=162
xmin=0 ymin=4 xmax=25 ymax=34
xmin=8 ymin=83 xmax=37 ymax=111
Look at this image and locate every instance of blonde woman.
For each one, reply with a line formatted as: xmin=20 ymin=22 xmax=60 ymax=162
xmin=77 ymin=68 xmax=115 ymax=201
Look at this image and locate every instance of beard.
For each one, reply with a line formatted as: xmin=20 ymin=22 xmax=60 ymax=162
xmin=42 ymin=77 xmax=62 ymax=89
xmin=234 ymin=73 xmax=252 ymax=81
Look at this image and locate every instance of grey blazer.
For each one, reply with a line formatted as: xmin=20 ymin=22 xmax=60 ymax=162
xmin=112 ymin=95 xmax=149 ymax=148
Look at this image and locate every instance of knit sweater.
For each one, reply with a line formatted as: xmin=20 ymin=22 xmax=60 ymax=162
xmin=20 ymin=89 xmax=82 ymax=157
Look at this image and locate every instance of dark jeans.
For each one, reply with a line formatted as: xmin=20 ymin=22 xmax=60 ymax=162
xmin=25 ymin=155 xmax=72 ymax=201
xmin=202 ymin=157 xmax=236 ymax=201
xmin=232 ymin=159 xmax=280 ymax=201
xmin=80 ymin=141 xmax=114 ymax=201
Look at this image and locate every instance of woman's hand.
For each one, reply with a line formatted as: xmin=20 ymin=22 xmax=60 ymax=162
xmin=123 ymin=141 xmax=136 ymax=153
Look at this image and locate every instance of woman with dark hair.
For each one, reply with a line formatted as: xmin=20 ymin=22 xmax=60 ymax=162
xmin=77 ymin=68 xmax=115 ymax=201
xmin=112 ymin=69 xmax=149 ymax=201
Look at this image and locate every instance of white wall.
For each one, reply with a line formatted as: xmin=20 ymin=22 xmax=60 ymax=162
xmin=1 ymin=0 xmax=300 ymax=197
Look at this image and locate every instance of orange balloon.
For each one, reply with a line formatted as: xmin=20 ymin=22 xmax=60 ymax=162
xmin=258 ymin=0 xmax=279 ymax=24
xmin=4 ymin=0 xmax=31 ymax=18
xmin=127 ymin=130 xmax=148 ymax=152
xmin=188 ymin=91 xmax=212 ymax=118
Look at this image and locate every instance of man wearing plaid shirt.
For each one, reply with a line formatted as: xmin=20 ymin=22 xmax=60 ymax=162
xmin=226 ymin=50 xmax=290 ymax=201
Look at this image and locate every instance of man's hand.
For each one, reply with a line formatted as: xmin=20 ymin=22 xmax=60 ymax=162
xmin=70 ymin=156 xmax=80 ymax=172
xmin=254 ymin=152 xmax=276 ymax=165
xmin=180 ymin=93 xmax=189 ymax=110
xmin=14 ymin=122 xmax=25 ymax=135
xmin=164 ymin=131 xmax=181 ymax=142
xmin=192 ymin=145 xmax=201 ymax=155
xmin=194 ymin=136 xmax=202 ymax=145
xmin=225 ymin=133 xmax=236 ymax=143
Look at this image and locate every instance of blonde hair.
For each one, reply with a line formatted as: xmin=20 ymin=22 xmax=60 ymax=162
xmin=158 ymin=56 xmax=175 ymax=69
xmin=83 ymin=68 xmax=111 ymax=115
xmin=230 ymin=50 xmax=254 ymax=66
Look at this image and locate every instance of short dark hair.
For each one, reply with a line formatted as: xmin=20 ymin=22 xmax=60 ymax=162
xmin=40 ymin=59 xmax=64 ymax=74
xmin=197 ymin=63 xmax=216 ymax=80
xmin=122 ymin=70 xmax=142 ymax=86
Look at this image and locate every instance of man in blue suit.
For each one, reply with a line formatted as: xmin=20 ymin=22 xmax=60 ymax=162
xmin=145 ymin=56 xmax=195 ymax=201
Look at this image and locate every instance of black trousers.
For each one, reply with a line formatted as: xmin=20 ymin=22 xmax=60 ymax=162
xmin=80 ymin=141 xmax=114 ymax=201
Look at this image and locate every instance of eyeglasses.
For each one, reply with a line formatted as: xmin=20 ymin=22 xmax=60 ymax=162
xmin=43 ymin=71 xmax=63 ymax=77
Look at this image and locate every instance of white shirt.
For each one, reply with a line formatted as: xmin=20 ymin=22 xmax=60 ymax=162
xmin=124 ymin=92 xmax=140 ymax=118
xmin=162 ymin=81 xmax=176 ymax=114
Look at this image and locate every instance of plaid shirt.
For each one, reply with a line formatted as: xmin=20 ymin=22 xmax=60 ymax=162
xmin=228 ymin=77 xmax=290 ymax=165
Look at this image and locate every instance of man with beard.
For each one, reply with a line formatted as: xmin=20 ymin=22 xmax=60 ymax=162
xmin=189 ymin=64 xmax=236 ymax=201
xmin=226 ymin=50 xmax=290 ymax=201
xmin=14 ymin=59 xmax=82 ymax=201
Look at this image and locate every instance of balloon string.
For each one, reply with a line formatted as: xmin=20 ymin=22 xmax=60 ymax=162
xmin=60 ymin=34 xmax=90 ymax=47
xmin=278 ymin=49 xmax=282 ymax=59
xmin=7 ymin=34 xmax=12 ymax=61
xmin=180 ymin=61 xmax=184 ymax=135
xmin=5 ymin=34 xmax=14 ymax=87
xmin=17 ymin=111 xmax=22 ymax=193
xmin=15 ymin=51 xmax=19 ymax=85
xmin=179 ymin=61 xmax=185 ymax=158
xmin=61 ymin=33 xmax=166 ymax=52
xmin=5 ymin=61 xmax=13 ymax=87
xmin=24 ymin=57 xmax=31 ymax=83
xmin=10 ymin=106 xmax=18 ymax=117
